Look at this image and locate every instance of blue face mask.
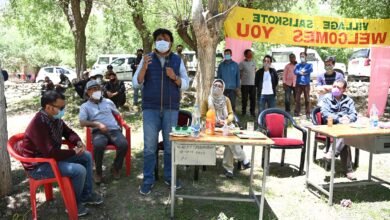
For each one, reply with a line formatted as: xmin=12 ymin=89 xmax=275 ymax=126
xmin=225 ymin=54 xmax=231 ymax=60
xmin=53 ymin=109 xmax=65 ymax=119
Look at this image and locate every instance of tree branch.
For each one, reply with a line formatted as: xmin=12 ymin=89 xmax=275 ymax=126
xmin=205 ymin=1 xmax=238 ymax=24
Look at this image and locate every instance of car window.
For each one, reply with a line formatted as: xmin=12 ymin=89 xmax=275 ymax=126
xmin=56 ymin=68 xmax=65 ymax=74
xmin=128 ymin=58 xmax=135 ymax=64
xmin=271 ymin=52 xmax=291 ymax=62
xmin=112 ymin=58 xmax=125 ymax=66
xmin=186 ymin=54 xmax=195 ymax=62
xmin=44 ymin=67 xmax=54 ymax=73
xmin=306 ymin=53 xmax=317 ymax=61
xmin=98 ymin=57 xmax=110 ymax=65
xmin=350 ymin=49 xmax=369 ymax=60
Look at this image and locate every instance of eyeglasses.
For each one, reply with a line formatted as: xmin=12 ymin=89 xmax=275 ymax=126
xmin=332 ymin=85 xmax=343 ymax=90
xmin=213 ymin=84 xmax=223 ymax=88
xmin=51 ymin=104 xmax=65 ymax=111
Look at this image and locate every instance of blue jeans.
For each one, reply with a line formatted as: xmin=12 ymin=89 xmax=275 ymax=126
xmin=142 ymin=109 xmax=178 ymax=185
xmin=224 ymin=89 xmax=236 ymax=112
xmin=259 ymin=94 xmax=276 ymax=116
xmin=28 ymin=152 xmax=93 ymax=205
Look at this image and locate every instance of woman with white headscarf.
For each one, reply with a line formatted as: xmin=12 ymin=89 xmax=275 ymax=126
xmin=201 ymin=79 xmax=250 ymax=178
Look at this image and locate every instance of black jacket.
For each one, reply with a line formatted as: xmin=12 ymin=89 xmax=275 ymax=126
xmin=104 ymin=80 xmax=126 ymax=107
xmin=254 ymin=67 xmax=278 ymax=96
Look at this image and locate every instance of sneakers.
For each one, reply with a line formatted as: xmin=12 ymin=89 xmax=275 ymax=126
xmin=243 ymin=162 xmax=251 ymax=170
xmin=139 ymin=183 xmax=154 ymax=195
xmin=345 ymin=172 xmax=357 ymax=181
xmin=224 ymin=169 xmax=234 ymax=178
xmin=164 ymin=179 xmax=183 ymax=190
xmin=82 ymin=192 xmax=103 ymax=205
xmin=65 ymin=203 xmax=89 ymax=217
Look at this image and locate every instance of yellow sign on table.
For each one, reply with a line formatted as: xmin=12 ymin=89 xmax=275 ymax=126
xmin=224 ymin=7 xmax=390 ymax=48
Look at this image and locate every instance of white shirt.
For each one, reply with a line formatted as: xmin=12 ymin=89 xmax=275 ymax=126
xmin=261 ymin=71 xmax=273 ymax=95
xmin=132 ymin=54 xmax=189 ymax=91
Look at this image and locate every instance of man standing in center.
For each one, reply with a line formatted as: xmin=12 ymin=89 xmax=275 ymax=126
xmin=217 ymin=49 xmax=240 ymax=113
xmin=294 ymin=52 xmax=313 ymax=119
xmin=239 ymin=49 xmax=257 ymax=117
xmin=133 ymin=28 xmax=189 ymax=195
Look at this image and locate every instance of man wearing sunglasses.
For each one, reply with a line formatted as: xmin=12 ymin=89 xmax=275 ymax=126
xmin=321 ymin=79 xmax=357 ymax=180
xmin=79 ymin=80 xmax=128 ymax=184
xmin=21 ymin=91 xmax=103 ymax=217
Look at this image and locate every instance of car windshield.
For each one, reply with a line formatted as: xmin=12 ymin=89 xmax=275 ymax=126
xmin=44 ymin=67 xmax=54 ymax=73
xmin=272 ymin=52 xmax=290 ymax=62
xmin=350 ymin=49 xmax=369 ymax=60
xmin=98 ymin=57 xmax=110 ymax=65
xmin=185 ymin=54 xmax=195 ymax=62
xmin=112 ymin=58 xmax=125 ymax=66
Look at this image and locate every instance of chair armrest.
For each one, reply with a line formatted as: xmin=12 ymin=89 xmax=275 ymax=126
xmin=257 ymin=126 xmax=270 ymax=137
xmin=292 ymin=124 xmax=307 ymax=142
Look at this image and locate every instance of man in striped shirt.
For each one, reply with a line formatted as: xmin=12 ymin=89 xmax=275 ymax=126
xmin=321 ymin=79 xmax=357 ymax=180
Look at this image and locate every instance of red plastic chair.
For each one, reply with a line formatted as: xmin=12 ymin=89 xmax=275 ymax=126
xmin=85 ymin=114 xmax=131 ymax=176
xmin=310 ymin=107 xmax=359 ymax=168
xmin=7 ymin=133 xmax=78 ymax=220
xmin=258 ymin=108 xmax=307 ymax=175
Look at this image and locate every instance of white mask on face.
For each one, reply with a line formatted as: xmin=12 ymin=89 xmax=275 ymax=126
xmin=155 ymin=40 xmax=170 ymax=53
xmin=91 ymin=91 xmax=102 ymax=100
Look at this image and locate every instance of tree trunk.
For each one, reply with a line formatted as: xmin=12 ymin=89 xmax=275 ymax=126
xmin=128 ymin=0 xmax=153 ymax=53
xmin=74 ymin=30 xmax=87 ymax=78
xmin=192 ymin=0 xmax=234 ymax=104
xmin=0 ymin=67 xmax=12 ymax=197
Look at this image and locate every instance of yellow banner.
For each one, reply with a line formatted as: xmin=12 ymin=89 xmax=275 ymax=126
xmin=224 ymin=7 xmax=390 ymax=48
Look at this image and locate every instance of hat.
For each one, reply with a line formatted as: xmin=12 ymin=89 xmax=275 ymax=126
xmin=86 ymin=80 xmax=100 ymax=90
xmin=89 ymin=69 xmax=103 ymax=78
xmin=325 ymin=56 xmax=336 ymax=63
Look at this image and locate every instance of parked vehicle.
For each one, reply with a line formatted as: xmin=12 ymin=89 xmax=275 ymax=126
xmin=35 ymin=66 xmax=77 ymax=84
xmin=347 ymin=48 xmax=371 ymax=82
xmin=271 ymin=47 xmax=346 ymax=81
xmin=92 ymin=54 xmax=133 ymax=71
xmin=94 ymin=55 xmax=137 ymax=81
xmin=182 ymin=51 xmax=197 ymax=76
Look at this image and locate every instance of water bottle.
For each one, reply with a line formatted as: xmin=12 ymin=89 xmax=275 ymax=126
xmin=222 ymin=122 xmax=229 ymax=136
xmin=370 ymin=104 xmax=379 ymax=128
xmin=191 ymin=104 xmax=201 ymax=137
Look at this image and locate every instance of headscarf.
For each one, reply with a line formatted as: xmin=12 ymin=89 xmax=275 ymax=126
xmin=208 ymin=79 xmax=228 ymax=123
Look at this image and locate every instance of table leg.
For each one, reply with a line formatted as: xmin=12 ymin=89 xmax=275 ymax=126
xmin=368 ymin=152 xmax=373 ymax=181
xmin=305 ymin=127 xmax=312 ymax=187
xmin=249 ymin=145 xmax=255 ymax=195
xmin=171 ymin=142 xmax=176 ymax=219
xmin=259 ymin=146 xmax=269 ymax=220
xmin=328 ymin=137 xmax=336 ymax=206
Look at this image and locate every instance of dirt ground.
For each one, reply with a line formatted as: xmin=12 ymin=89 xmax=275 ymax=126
xmin=1 ymin=84 xmax=390 ymax=220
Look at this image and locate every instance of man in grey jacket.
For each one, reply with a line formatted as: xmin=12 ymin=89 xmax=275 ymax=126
xmin=321 ymin=79 xmax=357 ymax=180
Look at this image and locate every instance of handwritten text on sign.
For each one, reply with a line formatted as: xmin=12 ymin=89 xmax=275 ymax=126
xmin=175 ymin=144 xmax=216 ymax=165
xmin=224 ymin=7 xmax=390 ymax=48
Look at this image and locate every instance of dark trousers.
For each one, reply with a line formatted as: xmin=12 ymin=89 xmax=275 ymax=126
xmin=241 ymin=85 xmax=256 ymax=115
xmin=92 ymin=129 xmax=128 ymax=175
xmin=294 ymin=84 xmax=311 ymax=116
xmin=284 ymin=85 xmax=295 ymax=113
xmin=224 ymin=89 xmax=236 ymax=112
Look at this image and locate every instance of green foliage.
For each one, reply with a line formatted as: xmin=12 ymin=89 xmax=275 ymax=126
xmin=332 ymin=0 xmax=390 ymax=19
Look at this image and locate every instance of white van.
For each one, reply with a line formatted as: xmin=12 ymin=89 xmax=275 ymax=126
xmin=109 ymin=56 xmax=137 ymax=81
xmin=347 ymin=48 xmax=371 ymax=82
xmin=182 ymin=51 xmax=197 ymax=75
xmin=92 ymin=54 xmax=133 ymax=71
xmin=271 ymin=47 xmax=346 ymax=80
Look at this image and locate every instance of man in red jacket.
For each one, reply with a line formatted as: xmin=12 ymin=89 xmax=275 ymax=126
xmin=20 ymin=91 xmax=103 ymax=216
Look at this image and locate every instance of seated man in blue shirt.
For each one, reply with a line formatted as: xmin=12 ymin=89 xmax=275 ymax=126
xmin=79 ymin=80 xmax=128 ymax=184
xmin=321 ymin=79 xmax=357 ymax=180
